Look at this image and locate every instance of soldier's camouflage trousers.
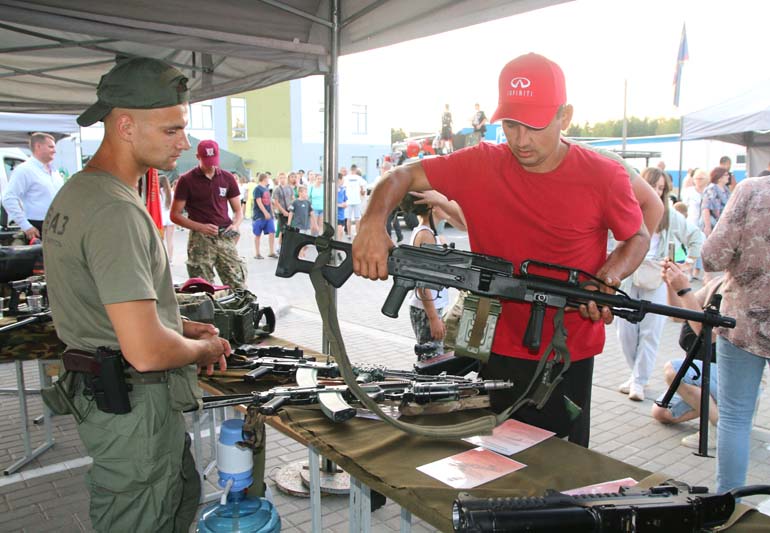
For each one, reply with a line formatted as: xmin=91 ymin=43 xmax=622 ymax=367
xmin=72 ymin=376 xmax=200 ymax=533
xmin=186 ymin=230 xmax=246 ymax=289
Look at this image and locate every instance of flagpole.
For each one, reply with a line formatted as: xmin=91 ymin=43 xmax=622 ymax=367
xmin=674 ymin=23 xmax=688 ymax=192
xmin=678 ymin=121 xmax=684 ymax=193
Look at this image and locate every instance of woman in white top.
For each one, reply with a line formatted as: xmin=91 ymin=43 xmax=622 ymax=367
xmin=617 ymin=167 xmax=704 ymax=402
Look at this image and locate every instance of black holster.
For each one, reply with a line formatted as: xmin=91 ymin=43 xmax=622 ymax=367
xmin=62 ymin=347 xmax=132 ymax=414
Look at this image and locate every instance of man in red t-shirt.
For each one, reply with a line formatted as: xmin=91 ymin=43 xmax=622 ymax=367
xmin=353 ymin=53 xmax=663 ymax=446
xmin=171 ymin=140 xmax=246 ymax=289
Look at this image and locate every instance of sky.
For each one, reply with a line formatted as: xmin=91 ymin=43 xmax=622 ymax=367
xmin=338 ymin=0 xmax=769 ymax=133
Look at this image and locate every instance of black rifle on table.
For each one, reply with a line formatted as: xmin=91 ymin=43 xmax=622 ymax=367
xmin=230 ymin=350 xmax=478 ymax=384
xmin=452 ymin=482 xmax=770 ymax=532
xmin=194 ymin=378 xmax=513 ymax=422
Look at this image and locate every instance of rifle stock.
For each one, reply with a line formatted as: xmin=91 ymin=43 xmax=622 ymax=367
xmin=275 ymin=226 xmax=353 ymax=288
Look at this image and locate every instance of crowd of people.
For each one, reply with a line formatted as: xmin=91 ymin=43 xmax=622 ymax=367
xmin=2 ymin=52 xmax=766 ymax=532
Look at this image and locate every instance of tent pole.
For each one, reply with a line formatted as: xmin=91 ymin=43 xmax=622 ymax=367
xmin=322 ymin=0 xmax=340 ymax=356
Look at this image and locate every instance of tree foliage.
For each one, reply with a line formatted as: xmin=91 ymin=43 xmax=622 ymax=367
xmin=391 ymin=128 xmax=407 ymax=144
xmin=566 ymin=116 xmax=680 ymax=138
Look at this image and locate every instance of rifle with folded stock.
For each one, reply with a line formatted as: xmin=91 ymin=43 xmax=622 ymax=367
xmin=452 ymin=482 xmax=770 ymax=532
xmin=275 ymin=228 xmax=735 ymax=353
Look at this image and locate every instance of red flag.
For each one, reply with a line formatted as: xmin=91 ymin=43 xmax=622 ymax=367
xmin=144 ymin=168 xmax=163 ymax=230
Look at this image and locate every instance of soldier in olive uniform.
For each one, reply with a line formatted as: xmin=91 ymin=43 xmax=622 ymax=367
xmin=42 ymin=57 xmax=230 ymax=532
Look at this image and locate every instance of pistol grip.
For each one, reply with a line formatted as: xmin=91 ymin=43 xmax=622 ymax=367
xmin=523 ymin=299 xmax=546 ymax=354
xmin=382 ymin=279 xmax=413 ymax=318
xmin=244 ymin=366 xmax=271 ymax=382
xmin=259 ymin=395 xmax=287 ymax=416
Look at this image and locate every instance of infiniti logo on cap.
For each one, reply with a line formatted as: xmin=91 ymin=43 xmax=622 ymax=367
xmin=510 ymin=77 xmax=531 ymax=89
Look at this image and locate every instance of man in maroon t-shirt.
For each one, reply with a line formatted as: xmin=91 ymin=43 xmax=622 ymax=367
xmin=171 ymin=140 xmax=246 ymax=289
xmin=353 ymin=53 xmax=663 ymax=447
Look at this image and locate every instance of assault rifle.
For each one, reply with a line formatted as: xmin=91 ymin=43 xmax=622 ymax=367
xmin=195 ymin=378 xmax=513 ymax=422
xmin=276 ymin=228 xmax=735 ymax=353
xmin=452 ymin=482 xmax=770 ymax=532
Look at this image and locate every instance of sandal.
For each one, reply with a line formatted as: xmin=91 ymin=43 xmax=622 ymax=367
xmin=255 ymin=254 xmax=264 ymax=259
xmin=268 ymin=253 xmax=279 ymax=258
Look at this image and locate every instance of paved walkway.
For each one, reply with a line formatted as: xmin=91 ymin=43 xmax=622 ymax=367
xmin=2 ymin=223 xmax=769 ymax=532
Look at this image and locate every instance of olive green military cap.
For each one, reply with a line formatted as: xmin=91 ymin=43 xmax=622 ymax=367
xmin=77 ymin=57 xmax=190 ymax=127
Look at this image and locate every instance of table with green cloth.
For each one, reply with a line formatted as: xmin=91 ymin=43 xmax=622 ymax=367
xmin=5 ymin=325 xmax=765 ymax=532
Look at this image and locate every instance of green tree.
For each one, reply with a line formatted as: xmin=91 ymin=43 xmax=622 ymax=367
xmin=391 ymin=128 xmax=407 ymax=144
xmin=567 ymin=116 xmax=680 ymax=138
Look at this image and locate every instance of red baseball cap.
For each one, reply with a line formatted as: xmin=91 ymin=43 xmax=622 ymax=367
xmin=490 ymin=53 xmax=566 ymax=129
xmin=197 ymin=139 xmax=220 ymax=167
xmin=178 ymin=277 xmax=229 ymax=294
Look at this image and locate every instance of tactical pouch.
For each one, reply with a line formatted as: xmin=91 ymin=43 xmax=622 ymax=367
xmin=168 ymin=365 xmax=202 ymax=412
xmin=212 ymin=289 xmax=275 ymax=344
xmin=453 ymin=294 xmax=501 ymax=364
xmin=40 ymin=370 xmax=79 ymax=417
xmin=176 ymin=292 xmax=216 ymax=322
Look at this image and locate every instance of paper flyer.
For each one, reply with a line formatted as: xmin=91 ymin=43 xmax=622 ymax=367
xmin=563 ymin=477 xmax=638 ymax=496
xmin=462 ymin=419 xmax=555 ymax=456
xmin=417 ymin=447 xmax=526 ymax=489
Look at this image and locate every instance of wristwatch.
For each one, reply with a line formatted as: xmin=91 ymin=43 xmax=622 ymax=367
xmin=676 ymin=287 xmax=693 ymax=297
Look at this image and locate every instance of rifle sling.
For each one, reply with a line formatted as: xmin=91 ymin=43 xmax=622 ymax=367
xmin=467 ymin=296 xmax=491 ymax=349
xmin=309 ymin=236 xmax=573 ymax=439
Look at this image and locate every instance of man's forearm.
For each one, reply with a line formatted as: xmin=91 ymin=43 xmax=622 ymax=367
xmin=231 ymin=203 xmax=244 ymax=227
xmin=170 ymin=211 xmax=203 ymax=232
xmin=360 ymin=168 xmax=414 ymax=227
xmin=601 ymin=228 xmax=650 ymax=281
xmin=2 ymin=195 xmax=31 ymax=231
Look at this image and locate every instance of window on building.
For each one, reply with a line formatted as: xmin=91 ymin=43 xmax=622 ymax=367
xmin=231 ymin=97 xmax=247 ymax=140
xmin=352 ymin=104 xmax=367 ymax=135
xmin=189 ymin=101 xmax=213 ymax=129
xmin=736 ymin=154 xmax=746 ymax=165
xmin=351 ymin=156 xmax=368 ymax=180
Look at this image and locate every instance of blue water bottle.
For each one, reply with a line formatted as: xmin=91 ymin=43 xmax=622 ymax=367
xmin=197 ymin=419 xmax=281 ymax=533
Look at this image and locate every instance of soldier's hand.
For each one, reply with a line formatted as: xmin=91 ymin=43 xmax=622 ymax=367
xmin=182 ymin=320 xmax=218 ymax=340
xmin=198 ymin=336 xmax=231 ymax=375
xmin=352 ymin=217 xmax=393 ymax=280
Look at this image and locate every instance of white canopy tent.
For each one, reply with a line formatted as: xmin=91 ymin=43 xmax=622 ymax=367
xmin=0 ymin=0 xmax=567 ymax=113
xmin=681 ymin=84 xmax=770 ymax=176
xmin=0 ymin=111 xmax=79 ymax=146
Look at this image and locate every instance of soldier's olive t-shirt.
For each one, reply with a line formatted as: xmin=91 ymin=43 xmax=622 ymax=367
xmin=43 ymin=170 xmax=183 ymax=351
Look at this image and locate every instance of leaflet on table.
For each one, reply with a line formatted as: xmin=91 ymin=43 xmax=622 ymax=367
xmin=563 ymin=477 xmax=638 ymax=496
xmin=462 ymin=419 xmax=555 ymax=456
xmin=416 ymin=447 xmax=526 ymax=489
